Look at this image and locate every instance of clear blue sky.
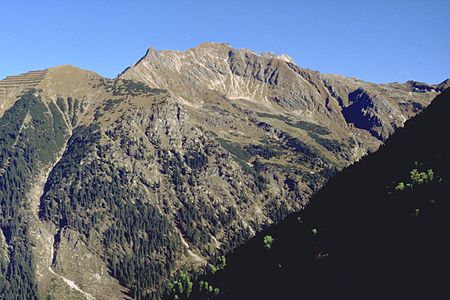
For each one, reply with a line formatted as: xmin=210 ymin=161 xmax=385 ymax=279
xmin=1 ymin=0 xmax=449 ymax=83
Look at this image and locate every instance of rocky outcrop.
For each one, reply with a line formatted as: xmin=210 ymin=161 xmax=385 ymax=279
xmin=342 ymin=88 xmax=399 ymax=140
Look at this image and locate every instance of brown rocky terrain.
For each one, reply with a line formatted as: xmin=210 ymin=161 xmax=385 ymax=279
xmin=0 ymin=43 xmax=445 ymax=299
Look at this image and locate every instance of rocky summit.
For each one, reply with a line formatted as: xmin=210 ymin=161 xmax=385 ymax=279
xmin=0 ymin=43 xmax=445 ymax=299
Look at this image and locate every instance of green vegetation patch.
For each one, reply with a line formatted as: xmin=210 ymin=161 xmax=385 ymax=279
xmin=308 ymin=132 xmax=349 ymax=154
xmin=216 ymin=138 xmax=251 ymax=161
xmin=257 ymin=112 xmax=331 ymax=136
xmin=103 ymin=99 xmax=123 ymax=111
xmin=289 ymin=120 xmax=331 ymax=135
xmin=284 ymin=134 xmax=328 ymax=166
xmin=119 ymin=79 xmax=163 ymax=96
xmin=256 ymin=112 xmax=290 ymax=122
xmin=97 ymin=78 xmax=164 ymax=96
xmin=56 ymin=96 xmax=67 ymax=112
xmin=263 ymin=235 xmax=274 ymax=250
xmin=244 ymin=144 xmax=284 ymax=159
xmin=198 ymin=280 xmax=220 ymax=296
xmin=394 ymin=166 xmax=435 ymax=191
xmin=167 ymin=271 xmax=194 ymax=299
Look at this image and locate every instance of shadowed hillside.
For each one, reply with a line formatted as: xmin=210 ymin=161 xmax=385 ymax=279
xmin=175 ymin=88 xmax=450 ymax=300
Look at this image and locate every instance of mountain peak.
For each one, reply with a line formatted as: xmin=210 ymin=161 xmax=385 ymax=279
xmin=195 ymin=41 xmax=231 ymax=49
xmin=261 ymin=51 xmax=296 ymax=64
xmin=118 ymin=42 xmax=309 ymax=105
xmin=127 ymin=42 xmax=297 ymax=74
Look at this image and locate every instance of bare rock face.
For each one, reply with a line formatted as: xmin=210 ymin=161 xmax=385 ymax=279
xmin=120 ymin=42 xmax=440 ymax=149
xmin=0 ymin=43 xmax=446 ymax=299
xmin=342 ymin=88 xmax=399 ymax=140
xmin=0 ymin=230 xmax=8 ymax=263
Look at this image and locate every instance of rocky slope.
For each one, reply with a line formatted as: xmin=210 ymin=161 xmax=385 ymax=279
xmin=0 ymin=43 xmax=445 ymax=299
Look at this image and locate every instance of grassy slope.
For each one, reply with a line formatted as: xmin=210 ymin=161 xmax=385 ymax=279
xmin=182 ymin=88 xmax=450 ymax=300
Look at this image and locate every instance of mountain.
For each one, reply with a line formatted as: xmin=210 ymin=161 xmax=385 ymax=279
xmin=0 ymin=43 xmax=445 ymax=299
xmin=183 ymin=88 xmax=450 ymax=300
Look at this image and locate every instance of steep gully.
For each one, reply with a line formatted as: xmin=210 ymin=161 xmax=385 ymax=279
xmin=27 ymin=129 xmax=95 ymax=300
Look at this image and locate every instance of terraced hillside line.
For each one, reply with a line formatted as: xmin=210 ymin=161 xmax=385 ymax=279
xmin=0 ymin=69 xmax=47 ymax=89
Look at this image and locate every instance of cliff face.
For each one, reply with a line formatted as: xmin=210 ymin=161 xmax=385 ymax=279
xmin=0 ymin=44 xmax=444 ymax=299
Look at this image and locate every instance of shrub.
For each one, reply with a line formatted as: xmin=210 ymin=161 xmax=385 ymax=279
xmin=263 ymin=235 xmax=274 ymax=249
xmin=395 ymin=182 xmax=405 ymax=191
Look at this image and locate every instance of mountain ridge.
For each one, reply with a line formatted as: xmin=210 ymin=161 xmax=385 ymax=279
xmin=0 ymin=43 xmax=447 ymax=299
